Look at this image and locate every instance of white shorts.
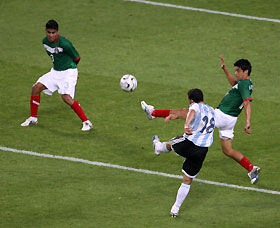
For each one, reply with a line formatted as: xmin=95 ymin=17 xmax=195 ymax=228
xmin=215 ymin=109 xmax=238 ymax=139
xmin=36 ymin=68 xmax=78 ymax=98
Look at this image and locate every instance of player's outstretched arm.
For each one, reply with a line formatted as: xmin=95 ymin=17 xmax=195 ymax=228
xmin=219 ymin=56 xmax=236 ymax=86
xmin=165 ymin=108 xmax=189 ymax=123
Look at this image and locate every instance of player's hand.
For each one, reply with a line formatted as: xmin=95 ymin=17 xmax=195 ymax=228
xmin=244 ymin=123 xmax=251 ymax=134
xmin=184 ymin=125 xmax=193 ymax=135
xmin=219 ymin=56 xmax=225 ymax=69
xmin=165 ymin=114 xmax=178 ymax=123
xmin=77 ymin=70 xmax=80 ymax=79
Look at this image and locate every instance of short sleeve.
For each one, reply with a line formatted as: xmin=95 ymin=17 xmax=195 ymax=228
xmin=189 ymin=103 xmax=199 ymax=113
xmin=238 ymin=80 xmax=252 ymax=101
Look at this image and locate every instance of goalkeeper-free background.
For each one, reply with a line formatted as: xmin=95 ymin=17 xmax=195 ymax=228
xmin=0 ymin=0 xmax=279 ymax=227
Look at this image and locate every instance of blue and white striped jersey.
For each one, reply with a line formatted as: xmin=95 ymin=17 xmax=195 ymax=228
xmin=184 ymin=102 xmax=215 ymax=147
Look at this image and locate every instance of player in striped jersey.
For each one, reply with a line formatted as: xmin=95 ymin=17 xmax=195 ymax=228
xmin=21 ymin=20 xmax=93 ymax=131
xmin=141 ymin=57 xmax=260 ymax=184
xmin=151 ymin=89 xmax=215 ymax=217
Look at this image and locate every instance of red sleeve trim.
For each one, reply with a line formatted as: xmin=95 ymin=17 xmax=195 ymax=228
xmin=243 ymin=98 xmax=252 ymax=102
xmin=74 ymin=56 xmax=81 ymax=61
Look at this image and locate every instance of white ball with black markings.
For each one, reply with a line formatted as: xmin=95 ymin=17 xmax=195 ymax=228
xmin=120 ymin=74 xmax=137 ymax=92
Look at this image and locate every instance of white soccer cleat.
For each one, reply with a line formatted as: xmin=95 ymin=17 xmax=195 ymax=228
xmin=248 ymin=166 xmax=261 ymax=184
xmin=21 ymin=117 xmax=38 ymax=127
xmin=152 ymin=135 xmax=161 ymax=156
xmin=141 ymin=101 xmax=155 ymax=120
xmin=82 ymin=120 xmax=93 ymax=131
xmin=170 ymin=205 xmax=179 ymax=218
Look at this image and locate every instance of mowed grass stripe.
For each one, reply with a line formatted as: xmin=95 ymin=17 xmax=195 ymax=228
xmin=126 ymin=0 xmax=280 ymax=23
xmin=1 ymin=146 xmax=279 ymax=195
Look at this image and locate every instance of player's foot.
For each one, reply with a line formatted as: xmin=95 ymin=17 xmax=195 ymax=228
xmin=82 ymin=120 xmax=93 ymax=131
xmin=248 ymin=166 xmax=260 ymax=184
xmin=21 ymin=117 xmax=38 ymax=127
xmin=141 ymin=101 xmax=155 ymax=120
xmin=170 ymin=205 xmax=179 ymax=217
xmin=152 ymin=135 xmax=161 ymax=156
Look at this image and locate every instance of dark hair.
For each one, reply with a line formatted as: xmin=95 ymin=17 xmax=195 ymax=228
xmin=46 ymin=19 xmax=59 ymax=30
xmin=234 ymin=59 xmax=252 ymax=76
xmin=188 ymin=88 xmax=204 ymax=103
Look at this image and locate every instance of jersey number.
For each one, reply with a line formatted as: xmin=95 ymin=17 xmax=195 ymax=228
xmin=200 ymin=116 xmax=215 ymax=133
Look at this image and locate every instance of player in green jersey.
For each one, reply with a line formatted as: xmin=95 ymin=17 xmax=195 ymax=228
xmin=141 ymin=57 xmax=260 ymax=184
xmin=21 ymin=20 xmax=93 ymax=131
xmin=216 ymin=56 xmax=260 ymax=183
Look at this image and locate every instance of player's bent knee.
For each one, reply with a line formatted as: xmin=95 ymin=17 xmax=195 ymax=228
xmin=31 ymin=82 xmax=45 ymax=95
xmin=61 ymin=94 xmax=74 ymax=106
xmin=222 ymin=148 xmax=235 ymax=157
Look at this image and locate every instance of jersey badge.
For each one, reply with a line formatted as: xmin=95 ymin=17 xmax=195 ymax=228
xmin=54 ymin=47 xmax=59 ymax=54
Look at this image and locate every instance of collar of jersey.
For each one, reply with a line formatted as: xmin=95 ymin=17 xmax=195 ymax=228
xmin=53 ymin=35 xmax=59 ymax=43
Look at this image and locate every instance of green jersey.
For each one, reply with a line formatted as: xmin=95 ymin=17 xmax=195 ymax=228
xmin=217 ymin=79 xmax=253 ymax=117
xmin=42 ymin=35 xmax=80 ymax=71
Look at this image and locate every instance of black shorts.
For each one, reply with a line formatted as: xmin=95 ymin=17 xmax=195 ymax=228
xmin=170 ymin=136 xmax=208 ymax=178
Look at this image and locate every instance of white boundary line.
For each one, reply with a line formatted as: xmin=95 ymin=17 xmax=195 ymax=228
xmin=1 ymin=146 xmax=279 ymax=195
xmin=126 ymin=0 xmax=280 ymax=23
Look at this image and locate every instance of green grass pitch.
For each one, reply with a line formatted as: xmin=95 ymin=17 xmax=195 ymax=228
xmin=0 ymin=0 xmax=279 ymax=227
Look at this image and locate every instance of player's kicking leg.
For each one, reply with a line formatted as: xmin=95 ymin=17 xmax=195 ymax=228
xmin=141 ymin=101 xmax=171 ymax=120
xmin=141 ymin=101 xmax=155 ymax=120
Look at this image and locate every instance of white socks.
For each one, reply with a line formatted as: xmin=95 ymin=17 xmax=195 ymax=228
xmin=157 ymin=142 xmax=170 ymax=153
xmin=171 ymin=183 xmax=191 ymax=213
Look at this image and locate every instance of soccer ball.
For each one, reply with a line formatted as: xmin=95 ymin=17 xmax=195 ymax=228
xmin=120 ymin=74 xmax=137 ymax=92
